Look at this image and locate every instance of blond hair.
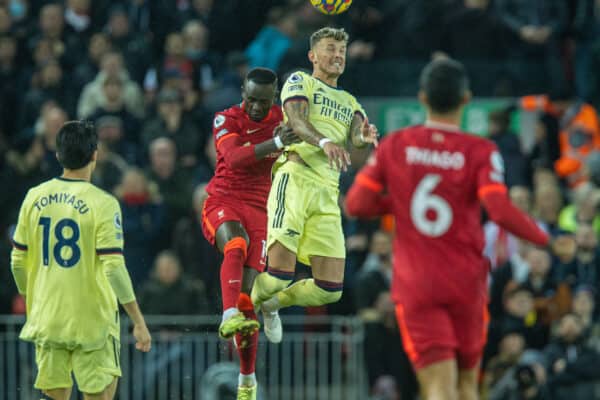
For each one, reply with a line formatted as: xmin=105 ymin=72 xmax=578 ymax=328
xmin=310 ymin=27 xmax=349 ymax=49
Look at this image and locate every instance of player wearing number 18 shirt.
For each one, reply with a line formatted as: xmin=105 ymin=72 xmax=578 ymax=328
xmin=11 ymin=121 xmax=151 ymax=400
xmin=346 ymin=59 xmax=549 ymax=400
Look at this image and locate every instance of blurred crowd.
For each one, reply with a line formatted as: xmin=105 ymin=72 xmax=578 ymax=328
xmin=3 ymin=0 xmax=600 ymax=399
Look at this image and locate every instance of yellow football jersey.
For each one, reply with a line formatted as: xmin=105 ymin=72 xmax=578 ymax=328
xmin=11 ymin=177 xmax=125 ymax=350
xmin=280 ymin=70 xmax=367 ymax=186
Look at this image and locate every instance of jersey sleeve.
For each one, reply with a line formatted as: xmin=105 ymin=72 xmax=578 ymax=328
xmin=281 ymin=72 xmax=312 ymax=106
xmin=10 ymin=191 xmax=31 ymax=295
xmin=95 ymin=197 xmax=125 ymax=257
xmin=475 ymin=141 xmax=508 ymax=198
xmin=213 ymin=112 xmax=263 ymax=169
xmin=345 ymin=141 xmax=392 ymax=218
xmin=96 ymin=197 xmax=136 ymax=304
xmin=355 ymin=139 xmax=388 ymax=193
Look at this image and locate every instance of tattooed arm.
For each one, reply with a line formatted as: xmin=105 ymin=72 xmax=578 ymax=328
xmin=283 ymin=99 xmax=325 ymax=146
xmin=283 ymin=98 xmax=351 ymax=171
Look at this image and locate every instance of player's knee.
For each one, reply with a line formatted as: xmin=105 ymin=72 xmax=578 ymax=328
xmin=223 ymin=236 xmax=248 ymax=259
xmin=314 ymin=279 xmax=343 ymax=305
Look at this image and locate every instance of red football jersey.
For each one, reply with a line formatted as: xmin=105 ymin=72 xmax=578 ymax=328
xmin=206 ymin=104 xmax=283 ymax=206
xmin=360 ymin=122 xmax=506 ymax=306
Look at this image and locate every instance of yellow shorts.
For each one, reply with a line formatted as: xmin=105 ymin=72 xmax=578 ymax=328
xmin=34 ymin=336 xmax=121 ymax=393
xmin=267 ymin=160 xmax=345 ymax=265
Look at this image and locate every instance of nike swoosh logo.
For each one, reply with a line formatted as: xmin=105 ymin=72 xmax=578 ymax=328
xmin=228 ymin=280 xmax=241 ymax=284
xmin=247 ymin=128 xmax=261 ymax=134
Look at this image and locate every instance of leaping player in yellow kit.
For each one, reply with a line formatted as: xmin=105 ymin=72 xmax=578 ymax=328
xmin=10 ymin=121 xmax=151 ymax=400
xmin=251 ymin=27 xmax=379 ymax=342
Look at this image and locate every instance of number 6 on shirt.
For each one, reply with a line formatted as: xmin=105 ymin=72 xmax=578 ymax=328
xmin=410 ymin=174 xmax=453 ymax=237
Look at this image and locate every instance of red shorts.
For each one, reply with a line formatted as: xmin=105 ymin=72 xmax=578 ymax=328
xmin=201 ymin=195 xmax=267 ymax=271
xmin=395 ymin=299 xmax=489 ymax=371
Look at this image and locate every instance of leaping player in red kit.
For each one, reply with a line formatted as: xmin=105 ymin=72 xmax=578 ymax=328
xmin=201 ymin=67 xmax=299 ymax=399
xmin=345 ymin=59 xmax=549 ymax=400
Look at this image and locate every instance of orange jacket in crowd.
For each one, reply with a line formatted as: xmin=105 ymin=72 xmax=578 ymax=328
xmin=520 ymin=95 xmax=600 ymax=187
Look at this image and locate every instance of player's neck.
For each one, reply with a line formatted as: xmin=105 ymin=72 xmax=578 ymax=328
xmin=426 ymin=112 xmax=462 ymax=128
xmin=312 ymin=71 xmax=338 ymax=87
xmin=61 ymin=168 xmax=92 ymax=182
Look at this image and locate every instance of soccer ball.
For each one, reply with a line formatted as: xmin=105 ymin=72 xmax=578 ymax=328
xmin=310 ymin=0 xmax=352 ymax=15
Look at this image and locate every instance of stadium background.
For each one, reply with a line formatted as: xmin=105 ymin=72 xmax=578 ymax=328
xmin=2 ymin=0 xmax=600 ymax=399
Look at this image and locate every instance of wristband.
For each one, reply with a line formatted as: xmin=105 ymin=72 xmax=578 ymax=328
xmin=319 ymin=138 xmax=332 ymax=149
xmin=273 ymin=136 xmax=284 ymax=149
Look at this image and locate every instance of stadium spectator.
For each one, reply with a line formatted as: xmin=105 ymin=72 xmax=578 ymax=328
xmin=179 ymin=0 xmax=214 ymax=26
xmin=440 ymin=0 xmax=509 ymax=60
xmin=0 ymin=34 xmax=19 ymax=142
xmin=171 ymin=183 xmax=221 ymax=310
xmin=91 ymin=140 xmax=128 ymax=193
xmin=88 ymin=75 xmax=141 ymax=144
xmin=487 ymin=284 xmax=549 ymax=361
xmin=182 ymin=19 xmax=219 ymax=93
xmin=105 ymin=5 xmax=151 ymax=83
xmin=20 ymin=59 xmax=71 ymax=130
xmin=141 ymin=88 xmax=200 ymax=168
xmin=557 ymin=183 xmax=600 ymax=234
xmin=483 ymin=328 xmax=526 ymax=392
xmin=203 ymin=50 xmax=248 ymax=114
xmin=532 ymin=178 xmax=563 ymax=235
xmin=64 ymin=0 xmax=92 ymax=35
xmin=146 ymin=137 xmax=193 ymax=247
xmin=495 ymin=0 xmax=567 ymax=94
xmin=138 ymin=250 xmax=210 ymax=317
xmin=71 ymin=32 xmax=112 ymax=98
xmin=559 ymin=223 xmax=600 ymax=292
xmin=571 ymin=285 xmax=600 ymax=351
xmin=521 ymin=246 xmax=569 ymax=325
xmin=245 ymin=7 xmax=297 ymax=71
xmin=544 ymin=312 xmax=600 ymax=399
xmin=0 ymin=6 xmax=12 ymax=35
xmin=355 ymin=230 xmax=418 ymax=400
xmin=95 ymin=115 xmax=138 ymax=165
xmin=114 ymin=168 xmax=165 ymax=287
xmin=488 ymin=109 xmax=528 ymax=187
xmin=78 ymin=51 xmax=144 ymax=119
xmin=487 ymin=349 xmax=550 ymax=400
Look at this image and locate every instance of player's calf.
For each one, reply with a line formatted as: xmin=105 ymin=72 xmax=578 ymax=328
xmin=250 ymin=268 xmax=293 ymax=307
xmin=266 ymin=278 xmax=343 ymax=310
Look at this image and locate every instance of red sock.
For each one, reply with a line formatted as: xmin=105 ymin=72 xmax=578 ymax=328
xmin=220 ymin=238 xmax=247 ymax=311
xmin=236 ymin=293 xmax=258 ymax=375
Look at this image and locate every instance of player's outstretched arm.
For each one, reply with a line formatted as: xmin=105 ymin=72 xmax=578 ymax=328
xmin=104 ymin=262 xmax=152 ymax=352
xmin=350 ymin=114 xmax=379 ymax=149
xmin=345 ymin=173 xmax=392 ymax=218
xmin=121 ymin=300 xmax=152 ymax=352
xmin=480 ymin=187 xmax=549 ymax=246
xmin=284 ymin=99 xmax=351 ymax=171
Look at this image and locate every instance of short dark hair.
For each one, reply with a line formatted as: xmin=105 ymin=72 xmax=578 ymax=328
xmin=56 ymin=121 xmax=97 ymax=169
xmin=245 ymin=67 xmax=277 ymax=86
xmin=420 ymin=58 xmax=469 ymax=113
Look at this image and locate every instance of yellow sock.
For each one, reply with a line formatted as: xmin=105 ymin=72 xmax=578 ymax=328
xmin=276 ymin=278 xmax=342 ymax=308
xmin=251 ymin=270 xmax=293 ymax=307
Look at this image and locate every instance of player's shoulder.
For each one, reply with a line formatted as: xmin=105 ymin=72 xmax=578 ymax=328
xmin=283 ymin=70 xmax=313 ymax=91
xmin=88 ymin=184 xmax=120 ymax=208
xmin=213 ymin=105 xmax=242 ymax=130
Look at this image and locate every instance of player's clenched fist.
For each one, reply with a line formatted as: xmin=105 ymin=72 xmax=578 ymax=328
xmin=323 ymin=141 xmax=351 ymax=171
xmin=133 ymin=323 xmax=152 ymax=352
xmin=274 ymin=123 xmax=301 ymax=146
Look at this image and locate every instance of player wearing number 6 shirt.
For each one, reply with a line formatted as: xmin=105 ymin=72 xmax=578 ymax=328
xmin=345 ymin=59 xmax=549 ymax=400
xmin=10 ymin=121 xmax=151 ymax=400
